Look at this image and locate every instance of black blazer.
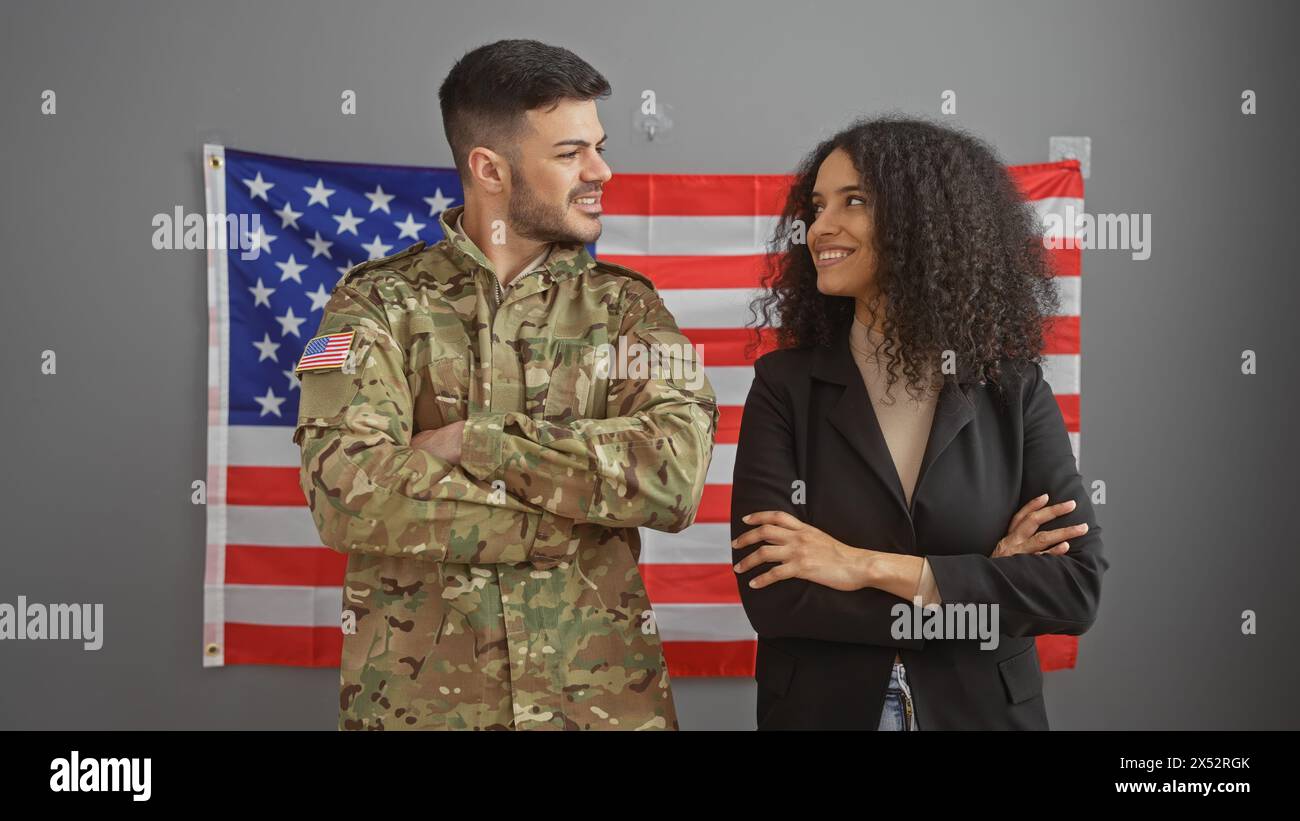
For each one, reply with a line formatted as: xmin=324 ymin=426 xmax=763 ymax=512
xmin=730 ymin=328 xmax=1106 ymax=730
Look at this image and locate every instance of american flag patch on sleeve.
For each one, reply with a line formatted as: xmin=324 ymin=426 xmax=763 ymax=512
xmin=295 ymin=330 xmax=356 ymax=372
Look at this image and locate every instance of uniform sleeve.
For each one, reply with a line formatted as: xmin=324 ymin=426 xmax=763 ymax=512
xmin=925 ymin=362 xmax=1107 ymax=636
xmin=458 ymin=286 xmax=719 ymax=533
xmin=294 ymin=283 xmax=574 ymax=565
xmin=730 ymin=356 xmax=925 ymax=649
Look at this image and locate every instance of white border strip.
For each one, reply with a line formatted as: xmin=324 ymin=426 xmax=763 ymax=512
xmin=203 ymin=143 xmax=229 ymax=667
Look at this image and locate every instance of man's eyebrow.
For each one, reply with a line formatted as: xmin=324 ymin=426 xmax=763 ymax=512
xmin=553 ymin=134 xmax=609 ymax=148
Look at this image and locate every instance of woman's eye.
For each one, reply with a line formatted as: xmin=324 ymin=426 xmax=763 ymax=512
xmin=848 ymin=196 xmax=865 ymax=206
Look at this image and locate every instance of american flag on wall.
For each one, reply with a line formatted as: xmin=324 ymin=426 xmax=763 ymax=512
xmin=202 ymin=145 xmax=1085 ymax=675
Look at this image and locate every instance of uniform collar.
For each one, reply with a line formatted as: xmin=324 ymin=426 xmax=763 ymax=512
xmin=438 ymin=204 xmax=597 ymax=286
xmin=455 ymin=211 xmax=551 ymax=277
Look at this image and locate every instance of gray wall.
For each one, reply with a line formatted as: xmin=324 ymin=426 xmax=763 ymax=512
xmin=2 ymin=0 xmax=1297 ymax=730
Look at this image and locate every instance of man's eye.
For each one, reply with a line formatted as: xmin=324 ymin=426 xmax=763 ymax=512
xmin=596 ymin=146 xmax=607 ymax=154
xmin=559 ymin=151 xmax=579 ymax=159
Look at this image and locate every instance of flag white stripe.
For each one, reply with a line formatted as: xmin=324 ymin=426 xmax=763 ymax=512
xmin=1041 ymin=353 xmax=1080 ymax=396
xmin=707 ymin=444 xmax=735 ymax=485
xmin=1055 ymin=276 xmax=1080 ymax=315
xmin=217 ymin=583 xmax=341 ymax=627
xmin=229 ymin=425 xmax=300 ymax=467
xmin=654 ymin=603 xmax=756 ymax=642
xmin=216 ymin=582 xmax=757 ymax=641
xmin=705 ymin=367 xmax=758 ymax=408
xmin=659 ymin=288 xmax=764 ymax=329
xmin=657 ymin=278 xmax=1078 ymax=330
xmin=600 ymin=215 xmax=781 ymax=256
xmin=599 ymin=199 xmax=1082 ymax=257
xmin=227 ymin=505 xmax=320 ymax=546
xmin=641 ymin=524 xmax=733 ymax=564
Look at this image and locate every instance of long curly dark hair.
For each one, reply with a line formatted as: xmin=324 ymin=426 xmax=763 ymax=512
xmin=749 ymin=115 xmax=1059 ymax=402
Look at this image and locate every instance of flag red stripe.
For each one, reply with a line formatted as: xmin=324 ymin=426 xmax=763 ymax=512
xmin=1009 ymin=160 xmax=1084 ymax=199
xmin=603 ymin=174 xmax=792 ymax=215
xmin=1047 ymin=245 xmax=1081 ymax=276
xmin=222 ymin=623 xmax=341 ymax=667
xmin=640 ymin=563 xmax=741 ymax=604
xmin=1057 ymin=394 xmax=1080 ymax=430
xmin=600 ymin=254 xmax=772 ymax=289
xmin=1036 ymin=635 xmax=1078 ymax=671
xmin=695 ymin=484 xmax=732 ymax=524
xmin=225 ymin=544 xmax=347 ymax=586
xmin=228 ymin=466 xmax=304 ymax=506
xmin=603 ymin=165 xmax=1083 ymax=216
xmin=1044 ymin=315 xmax=1079 ymax=354
xmin=682 ymin=327 xmax=778 ymax=366
xmin=683 ymin=321 xmax=1076 ymax=367
xmin=716 ymin=405 xmax=743 ymax=444
xmin=661 ymin=640 xmax=757 ymax=677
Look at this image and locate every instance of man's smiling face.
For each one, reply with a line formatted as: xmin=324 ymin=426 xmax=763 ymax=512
xmin=506 ymin=98 xmax=612 ymax=245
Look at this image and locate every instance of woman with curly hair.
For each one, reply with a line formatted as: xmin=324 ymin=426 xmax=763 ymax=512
xmin=730 ymin=116 xmax=1107 ymax=730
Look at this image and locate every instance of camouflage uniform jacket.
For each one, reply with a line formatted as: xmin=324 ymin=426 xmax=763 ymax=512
xmin=293 ymin=204 xmax=719 ymax=730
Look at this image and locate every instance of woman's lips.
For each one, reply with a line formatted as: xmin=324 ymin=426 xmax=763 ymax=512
xmin=813 ymin=247 xmax=856 ymax=268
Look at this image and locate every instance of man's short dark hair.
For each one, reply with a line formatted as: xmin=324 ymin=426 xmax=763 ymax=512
xmin=438 ymin=39 xmax=611 ymax=181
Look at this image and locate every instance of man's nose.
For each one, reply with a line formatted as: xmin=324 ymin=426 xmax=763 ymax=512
xmin=585 ymin=151 xmax=612 ymax=185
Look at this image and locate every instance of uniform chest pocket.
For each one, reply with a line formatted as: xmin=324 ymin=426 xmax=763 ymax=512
xmin=407 ymin=312 xmax=472 ymax=372
xmin=414 ymin=354 xmax=472 ymax=432
xmin=541 ymin=340 xmax=606 ymax=423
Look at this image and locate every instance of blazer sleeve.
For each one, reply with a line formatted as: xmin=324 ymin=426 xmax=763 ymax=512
xmin=925 ymin=361 xmax=1108 ymax=636
xmin=730 ymin=355 xmax=925 ymax=649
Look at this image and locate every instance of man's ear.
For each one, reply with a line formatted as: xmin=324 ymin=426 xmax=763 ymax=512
xmin=467 ymin=146 xmax=508 ymax=194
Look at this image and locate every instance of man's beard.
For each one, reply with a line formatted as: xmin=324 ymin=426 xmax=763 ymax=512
xmin=507 ymin=169 xmax=601 ymax=245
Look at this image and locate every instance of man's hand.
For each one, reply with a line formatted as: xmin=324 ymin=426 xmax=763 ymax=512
xmin=412 ymin=420 xmax=466 ymax=465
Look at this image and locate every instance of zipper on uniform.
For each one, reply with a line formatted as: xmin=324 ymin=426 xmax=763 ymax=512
xmin=488 ymin=267 xmax=544 ymax=311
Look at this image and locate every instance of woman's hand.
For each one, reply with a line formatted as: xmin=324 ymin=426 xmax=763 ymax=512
xmin=732 ymin=511 xmax=870 ymax=591
xmin=992 ymin=493 xmax=1089 ymax=557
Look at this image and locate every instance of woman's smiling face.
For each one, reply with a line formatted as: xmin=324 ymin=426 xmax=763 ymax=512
xmin=808 ymin=147 xmax=880 ymax=302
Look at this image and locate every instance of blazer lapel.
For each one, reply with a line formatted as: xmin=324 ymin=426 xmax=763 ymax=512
xmin=914 ymin=374 xmax=977 ymax=508
xmin=812 ymin=326 xmax=977 ymax=519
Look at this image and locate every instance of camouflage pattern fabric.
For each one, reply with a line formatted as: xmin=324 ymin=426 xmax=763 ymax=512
xmin=293 ymin=204 xmax=719 ymax=730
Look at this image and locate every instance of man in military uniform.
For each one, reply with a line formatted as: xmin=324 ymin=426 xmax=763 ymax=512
xmin=292 ymin=39 xmax=718 ymax=730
